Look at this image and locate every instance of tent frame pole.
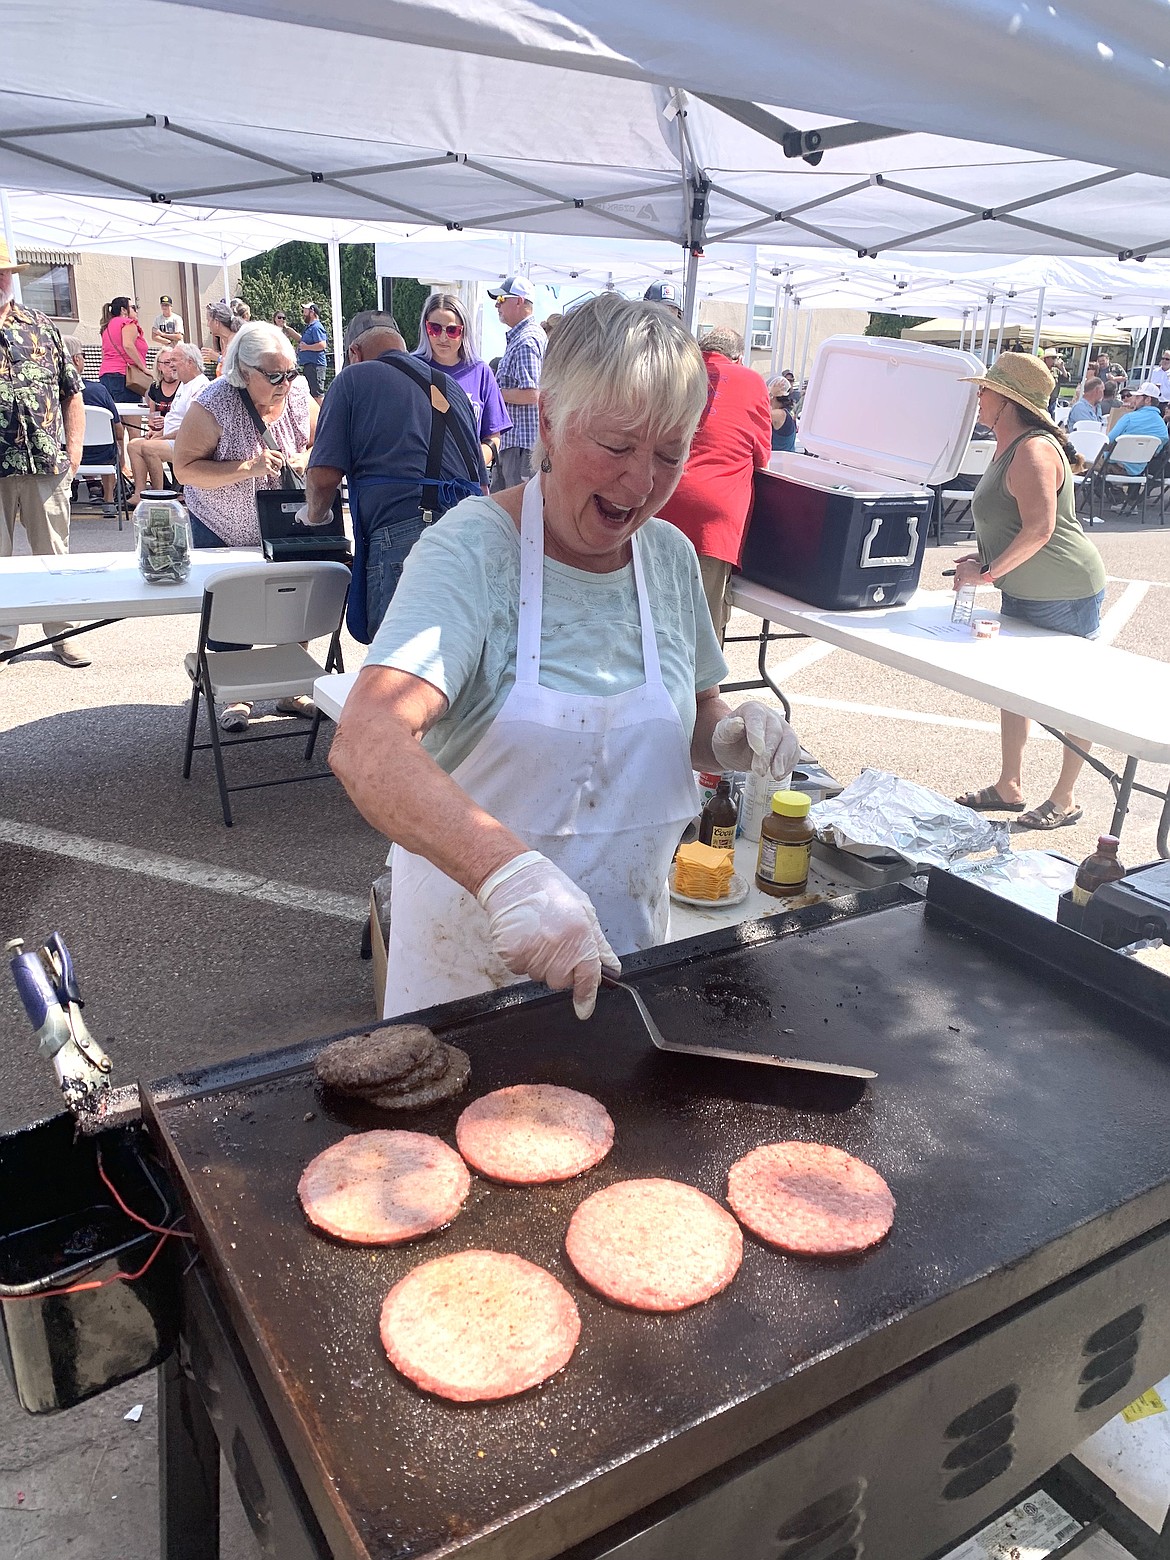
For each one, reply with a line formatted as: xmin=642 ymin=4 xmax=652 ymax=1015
xmin=742 ymin=248 xmax=758 ymax=365
xmin=327 ymin=236 xmax=343 ymax=377
xmin=0 ymin=188 xmax=21 ymax=304
xmin=1031 ymin=285 xmax=1046 ymax=355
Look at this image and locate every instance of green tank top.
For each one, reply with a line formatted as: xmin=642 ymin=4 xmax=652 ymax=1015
xmin=971 ymin=428 xmax=1106 ymax=602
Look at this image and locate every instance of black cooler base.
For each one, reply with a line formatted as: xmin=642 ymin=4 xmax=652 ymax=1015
xmin=741 ymin=465 xmax=930 ymax=610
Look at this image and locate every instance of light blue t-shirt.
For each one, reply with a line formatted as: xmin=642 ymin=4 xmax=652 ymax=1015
xmin=364 ymin=495 xmax=729 ymax=774
xmin=1108 ymin=405 xmax=1167 ymax=474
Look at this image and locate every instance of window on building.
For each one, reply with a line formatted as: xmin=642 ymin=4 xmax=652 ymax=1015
xmin=20 ymin=263 xmax=76 ymax=319
xmin=751 ymin=304 xmax=774 ymax=351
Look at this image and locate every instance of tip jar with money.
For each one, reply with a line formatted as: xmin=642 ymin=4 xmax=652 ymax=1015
xmin=133 ymin=490 xmax=191 ymax=584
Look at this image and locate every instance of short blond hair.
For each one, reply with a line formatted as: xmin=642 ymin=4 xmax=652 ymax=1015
xmin=535 ymin=294 xmax=707 ymax=468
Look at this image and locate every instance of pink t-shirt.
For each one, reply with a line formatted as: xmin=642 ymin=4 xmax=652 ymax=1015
xmin=99 ymin=316 xmax=148 ymax=377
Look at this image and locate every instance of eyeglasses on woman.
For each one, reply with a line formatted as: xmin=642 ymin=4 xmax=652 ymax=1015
xmin=255 ymin=367 xmax=299 ymax=385
xmin=425 ymin=321 xmax=464 ymax=339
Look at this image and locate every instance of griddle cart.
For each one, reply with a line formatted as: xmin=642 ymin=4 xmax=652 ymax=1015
xmin=741 ymin=336 xmax=983 ymax=608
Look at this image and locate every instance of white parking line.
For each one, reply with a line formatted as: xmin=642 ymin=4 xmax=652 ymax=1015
xmin=1099 ymin=580 xmax=1150 ymax=643
xmin=785 ymin=694 xmax=1059 ymax=741
xmin=0 ymin=818 xmax=368 ymax=922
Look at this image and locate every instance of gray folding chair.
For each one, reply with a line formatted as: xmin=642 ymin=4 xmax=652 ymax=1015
xmin=930 ymin=440 xmax=995 ymax=543
xmin=182 ymin=561 xmax=349 ymax=826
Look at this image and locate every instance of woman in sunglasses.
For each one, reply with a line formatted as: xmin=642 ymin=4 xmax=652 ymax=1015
xmin=414 ymin=292 xmax=510 ymax=475
xmin=173 ymin=323 xmax=319 ymax=729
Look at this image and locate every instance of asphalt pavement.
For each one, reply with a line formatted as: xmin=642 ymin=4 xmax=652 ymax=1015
xmin=1 ymin=507 xmax=1168 ymax=1558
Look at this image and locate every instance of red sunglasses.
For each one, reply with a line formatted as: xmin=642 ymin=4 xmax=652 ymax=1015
xmin=426 ymin=320 xmax=463 ymax=339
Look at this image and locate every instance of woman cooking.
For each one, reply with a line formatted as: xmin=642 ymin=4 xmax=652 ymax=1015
xmin=331 ymin=295 xmax=801 ymax=1021
xmin=954 ymin=352 xmax=1106 ymax=831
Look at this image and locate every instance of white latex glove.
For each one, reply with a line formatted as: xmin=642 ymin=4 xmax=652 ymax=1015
xmin=711 ymin=700 xmax=802 ymax=781
xmin=477 ymin=851 xmax=621 ymax=1021
xmin=293 ymin=502 xmax=332 ymax=528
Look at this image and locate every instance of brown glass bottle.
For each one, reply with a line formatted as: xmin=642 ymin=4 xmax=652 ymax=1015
xmin=698 ymin=777 xmax=738 ymax=852
xmin=755 ymin=789 xmax=813 ymax=896
xmin=1072 ymin=835 xmax=1126 ymax=907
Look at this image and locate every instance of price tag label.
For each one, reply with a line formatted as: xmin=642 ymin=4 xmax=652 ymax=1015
xmin=1121 ymin=1387 xmax=1167 ymax=1423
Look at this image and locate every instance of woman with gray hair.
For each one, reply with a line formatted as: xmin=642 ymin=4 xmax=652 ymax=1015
xmin=414 ymin=290 xmax=511 ymax=475
xmin=330 ymin=293 xmax=801 ymax=1022
xmin=173 ymin=322 xmax=318 ymax=728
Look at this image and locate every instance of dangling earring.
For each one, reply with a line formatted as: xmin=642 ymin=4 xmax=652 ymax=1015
xmin=540 ymin=455 xmax=552 ymax=473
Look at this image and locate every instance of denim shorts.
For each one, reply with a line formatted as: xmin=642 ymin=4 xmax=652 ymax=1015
xmin=999 ymin=587 xmax=1105 ymax=639
xmin=365 ymin=516 xmax=427 ymax=638
xmin=300 ymin=362 xmax=325 ymax=397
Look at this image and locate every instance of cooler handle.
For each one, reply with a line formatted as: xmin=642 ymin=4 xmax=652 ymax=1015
xmin=859 ymin=508 xmax=920 ymax=570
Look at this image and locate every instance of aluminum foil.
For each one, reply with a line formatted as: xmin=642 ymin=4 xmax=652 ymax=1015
xmin=950 ymin=849 xmax=1076 ymax=919
xmin=809 ymin=768 xmax=1009 ymax=870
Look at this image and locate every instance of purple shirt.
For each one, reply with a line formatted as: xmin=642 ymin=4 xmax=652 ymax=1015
xmin=437 ymin=357 xmax=512 ymax=443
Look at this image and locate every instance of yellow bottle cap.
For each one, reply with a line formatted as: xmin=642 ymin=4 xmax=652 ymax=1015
xmin=771 ymin=789 xmax=811 ymax=817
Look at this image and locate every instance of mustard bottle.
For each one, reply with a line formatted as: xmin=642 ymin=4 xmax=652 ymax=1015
xmin=755 ymin=789 xmax=813 ymax=897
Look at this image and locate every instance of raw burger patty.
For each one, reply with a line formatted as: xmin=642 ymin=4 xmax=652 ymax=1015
xmin=727 ymin=1142 xmax=894 ymax=1255
xmin=298 ymin=1130 xmax=469 ymax=1244
xmin=369 ymin=1048 xmax=471 ymax=1111
xmin=380 ymin=1250 xmax=580 ymax=1401
xmin=566 ymin=1178 xmax=742 ymax=1310
xmin=456 ymin=1084 xmax=614 ymax=1184
xmin=315 ymin=1025 xmax=438 ymax=1092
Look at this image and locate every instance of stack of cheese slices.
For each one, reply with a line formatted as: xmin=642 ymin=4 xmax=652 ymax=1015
xmin=673 ymin=841 xmax=735 ymax=901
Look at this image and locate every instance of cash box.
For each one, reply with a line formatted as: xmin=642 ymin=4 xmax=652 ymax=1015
xmin=740 ymin=337 xmax=983 ymax=609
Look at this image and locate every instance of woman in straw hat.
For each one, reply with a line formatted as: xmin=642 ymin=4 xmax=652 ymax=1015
xmin=954 ymin=351 xmax=1106 ymax=830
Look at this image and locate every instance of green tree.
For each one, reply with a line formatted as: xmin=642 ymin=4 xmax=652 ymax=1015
xmin=239 ymin=241 xmax=378 ymax=346
xmin=383 ymin=277 xmax=430 ymax=351
xmin=865 ymin=312 xmax=932 ymax=339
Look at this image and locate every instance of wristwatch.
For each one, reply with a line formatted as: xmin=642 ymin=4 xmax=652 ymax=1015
xmin=980 ymin=563 xmax=995 ymax=582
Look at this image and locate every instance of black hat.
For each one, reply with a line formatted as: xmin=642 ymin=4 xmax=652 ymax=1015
xmin=643 ymin=280 xmax=683 ymax=310
xmin=159 ymin=295 xmax=172 ymax=306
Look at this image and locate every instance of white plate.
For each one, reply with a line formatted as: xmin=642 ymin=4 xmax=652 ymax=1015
xmin=668 ymin=868 xmax=750 ymax=909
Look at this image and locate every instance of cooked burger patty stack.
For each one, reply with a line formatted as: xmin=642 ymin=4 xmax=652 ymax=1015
xmin=315 ymin=1025 xmax=470 ymax=1110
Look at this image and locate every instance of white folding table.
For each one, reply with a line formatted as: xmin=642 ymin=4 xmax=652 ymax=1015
xmin=729 ymin=578 xmax=1170 ymax=855
xmin=0 ymin=547 xmax=261 ymax=660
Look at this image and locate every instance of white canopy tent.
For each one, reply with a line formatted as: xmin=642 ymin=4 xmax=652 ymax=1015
xmin=4 ymin=0 xmax=1170 ymax=289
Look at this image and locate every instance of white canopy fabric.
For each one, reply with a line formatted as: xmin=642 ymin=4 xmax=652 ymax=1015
xmin=166 ymin=0 xmax=1170 ymax=182
xmin=4 ymin=1 xmax=1170 ymax=264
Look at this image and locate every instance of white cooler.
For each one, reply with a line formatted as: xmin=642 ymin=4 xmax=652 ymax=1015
xmin=740 ymin=336 xmax=984 ymax=609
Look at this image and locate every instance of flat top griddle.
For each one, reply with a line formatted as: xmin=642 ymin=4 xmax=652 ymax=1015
xmin=143 ymin=883 xmax=1170 ymax=1560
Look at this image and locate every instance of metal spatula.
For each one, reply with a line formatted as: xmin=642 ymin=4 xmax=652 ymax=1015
xmin=599 ymin=972 xmax=876 ymax=1078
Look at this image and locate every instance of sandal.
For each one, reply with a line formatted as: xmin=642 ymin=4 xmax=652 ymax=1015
xmin=1015 ymin=801 xmax=1084 ymax=831
xmin=217 ymin=701 xmax=251 ymax=733
xmin=275 ymin=695 xmax=315 ymax=719
xmin=955 ymin=785 xmax=1025 ymax=813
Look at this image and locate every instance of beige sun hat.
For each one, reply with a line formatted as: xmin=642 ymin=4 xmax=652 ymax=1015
xmin=960 ymin=351 xmax=1058 ymax=429
xmin=0 ymin=237 xmax=25 ymax=273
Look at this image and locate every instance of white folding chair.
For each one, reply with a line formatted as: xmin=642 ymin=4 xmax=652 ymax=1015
xmin=1094 ymin=433 xmax=1166 ymax=523
xmin=931 ymin=440 xmax=995 ymax=542
xmin=75 ymin=405 xmax=132 ymax=530
xmin=182 ymin=561 xmax=350 ymax=826
xmin=1068 ymin=425 xmax=1109 ymax=518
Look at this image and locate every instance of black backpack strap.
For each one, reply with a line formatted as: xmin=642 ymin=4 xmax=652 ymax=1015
xmin=380 ymin=357 xmax=484 ymax=510
xmin=239 ymin=384 xmax=304 ymax=490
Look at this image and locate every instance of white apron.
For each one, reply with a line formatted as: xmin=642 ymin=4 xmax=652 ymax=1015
xmin=383 ymin=474 xmax=699 ymax=1019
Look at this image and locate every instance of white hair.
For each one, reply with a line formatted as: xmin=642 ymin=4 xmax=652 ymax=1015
xmin=535 ymin=293 xmax=707 ymax=468
xmin=172 ymin=341 xmax=205 ymax=374
xmin=224 ymin=322 xmax=294 ymax=388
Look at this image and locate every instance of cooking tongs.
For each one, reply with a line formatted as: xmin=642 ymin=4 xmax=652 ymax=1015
xmin=600 ymin=971 xmax=876 ymax=1079
xmin=7 ymin=932 xmax=114 ymax=1122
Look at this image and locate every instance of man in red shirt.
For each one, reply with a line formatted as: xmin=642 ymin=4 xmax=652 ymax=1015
xmin=657 ymin=327 xmax=772 ymax=644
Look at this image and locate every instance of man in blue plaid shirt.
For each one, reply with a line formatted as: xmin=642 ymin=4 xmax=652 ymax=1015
xmin=488 ymin=276 xmax=544 ymax=490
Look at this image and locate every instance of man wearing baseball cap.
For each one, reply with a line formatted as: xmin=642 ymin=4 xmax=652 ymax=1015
xmin=281 ymin=301 xmax=329 ymax=402
xmin=1104 ymin=380 xmax=1167 ymax=479
xmin=151 ymin=293 xmax=185 ymax=347
xmin=488 ymin=276 xmax=544 ymax=489
xmin=1040 ymin=346 xmax=1068 ymax=414
xmin=643 ymin=280 xmax=684 ymax=323
xmin=0 ymin=238 xmax=89 ymax=667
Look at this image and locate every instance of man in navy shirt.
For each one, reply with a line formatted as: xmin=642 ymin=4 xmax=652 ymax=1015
xmin=304 ymin=324 xmax=487 ymax=640
xmin=283 ymin=301 xmax=329 ymax=402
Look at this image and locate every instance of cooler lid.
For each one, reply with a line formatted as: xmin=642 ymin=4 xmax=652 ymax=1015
xmin=799 ymin=336 xmax=984 ymax=486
